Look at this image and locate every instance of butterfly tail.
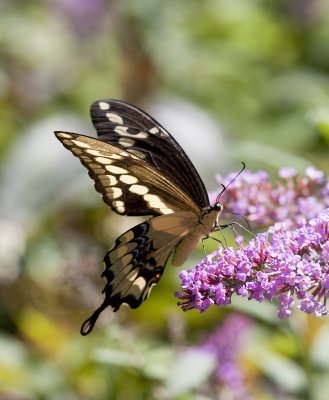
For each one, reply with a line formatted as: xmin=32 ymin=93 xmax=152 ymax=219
xmin=80 ymin=300 xmax=109 ymax=336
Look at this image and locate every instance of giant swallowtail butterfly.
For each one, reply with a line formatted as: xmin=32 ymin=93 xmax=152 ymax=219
xmin=55 ymin=99 xmax=223 ymax=335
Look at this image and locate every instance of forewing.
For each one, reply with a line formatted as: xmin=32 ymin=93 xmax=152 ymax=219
xmin=55 ymin=131 xmax=199 ymax=216
xmin=90 ymin=99 xmax=209 ymax=208
xmin=80 ymin=212 xmax=197 ymax=335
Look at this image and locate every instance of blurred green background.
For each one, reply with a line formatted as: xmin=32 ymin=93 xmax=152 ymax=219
xmin=1 ymin=0 xmax=329 ymax=399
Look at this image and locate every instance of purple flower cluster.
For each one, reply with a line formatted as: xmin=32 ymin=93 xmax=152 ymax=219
xmin=176 ymin=208 xmax=329 ymax=318
xmin=209 ymin=166 xmax=329 ymax=228
xmin=199 ymin=314 xmax=253 ymax=400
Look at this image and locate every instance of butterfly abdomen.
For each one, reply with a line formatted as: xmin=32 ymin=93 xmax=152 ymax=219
xmin=172 ymin=233 xmax=201 ymax=266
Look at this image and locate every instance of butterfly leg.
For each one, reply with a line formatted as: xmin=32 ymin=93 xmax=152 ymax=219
xmin=202 ymin=237 xmax=207 ymax=257
xmin=202 ymin=235 xmax=225 ymax=256
xmin=222 ymin=221 xmax=254 ymax=239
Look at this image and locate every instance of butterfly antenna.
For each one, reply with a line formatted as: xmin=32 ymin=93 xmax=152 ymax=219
xmin=216 ymin=183 xmax=226 ymax=198
xmin=216 ymin=162 xmax=245 ymax=203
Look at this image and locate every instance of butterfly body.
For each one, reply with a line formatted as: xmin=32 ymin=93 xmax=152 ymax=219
xmin=55 ymin=99 xmax=223 ymax=335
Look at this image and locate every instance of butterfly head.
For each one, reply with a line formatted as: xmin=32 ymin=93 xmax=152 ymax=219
xmin=200 ymin=202 xmax=223 ymax=234
xmin=212 ymin=201 xmax=224 ymax=228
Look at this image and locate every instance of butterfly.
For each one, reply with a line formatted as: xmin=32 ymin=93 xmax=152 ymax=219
xmin=55 ymin=99 xmax=224 ymax=335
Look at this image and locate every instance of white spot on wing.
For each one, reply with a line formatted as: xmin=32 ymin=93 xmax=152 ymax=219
xmin=102 ymin=175 xmax=117 ymax=186
xmin=106 ymin=112 xmax=123 ymax=125
xmin=96 ymin=156 xmax=113 ymax=164
xmin=105 ymin=165 xmax=128 ymax=174
xmin=99 ymin=101 xmax=110 ymax=110
xmin=149 ymin=127 xmax=160 ymax=134
xmin=72 ymin=139 xmax=90 ymax=148
xmin=86 ymin=149 xmax=103 ymax=156
xmin=160 ymin=208 xmax=174 ymax=214
xmin=129 ymin=276 xmax=147 ymax=297
xmin=144 ymin=194 xmax=168 ymax=210
xmin=135 ymin=131 xmax=148 ymax=139
xmin=57 ymin=132 xmax=71 ymax=139
xmin=129 ymin=185 xmax=149 ymax=195
xmin=109 ymin=154 xmax=123 ymax=160
xmin=127 ymin=149 xmax=146 ymax=158
xmin=113 ymin=200 xmax=125 ymax=208
xmin=114 ymin=126 xmax=129 ymax=135
xmin=127 ymin=270 xmax=138 ymax=282
xmin=120 ymin=175 xmax=138 ymax=184
xmin=113 ymin=200 xmax=125 ymax=214
xmin=119 ymin=138 xmax=135 ymax=147
xmin=107 ymin=187 xmax=122 ymax=199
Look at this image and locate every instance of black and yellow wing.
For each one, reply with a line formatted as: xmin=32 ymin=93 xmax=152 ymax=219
xmin=90 ymin=99 xmax=209 ymax=209
xmin=54 ymin=100 xmax=213 ymax=335
xmin=54 ymin=131 xmax=200 ymax=216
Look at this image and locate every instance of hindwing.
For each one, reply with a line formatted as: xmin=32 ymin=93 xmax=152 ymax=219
xmin=80 ymin=212 xmax=197 ymax=335
xmin=90 ymin=99 xmax=209 ymax=208
xmin=55 ymin=131 xmax=200 ymax=216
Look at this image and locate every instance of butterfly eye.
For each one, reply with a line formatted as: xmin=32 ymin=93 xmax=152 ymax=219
xmin=214 ymin=202 xmax=223 ymax=212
